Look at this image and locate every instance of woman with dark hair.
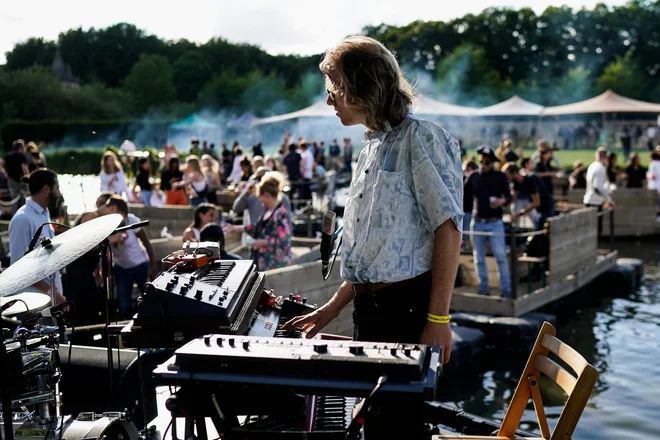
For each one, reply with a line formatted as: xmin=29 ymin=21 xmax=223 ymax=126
xmin=606 ymin=152 xmax=620 ymax=185
xmin=534 ymin=148 xmax=557 ymax=195
xmin=135 ymin=157 xmax=152 ymax=206
xmin=624 ymin=153 xmax=646 ymax=188
xmin=183 ymin=203 xmax=217 ymax=243
xmin=239 ymin=156 xmax=253 ymax=182
xmin=223 ymin=174 xmax=291 ymax=270
xmin=160 ymin=156 xmax=187 ymax=205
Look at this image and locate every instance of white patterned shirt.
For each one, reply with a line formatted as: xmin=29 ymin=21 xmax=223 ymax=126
xmin=341 ymin=115 xmax=464 ymax=284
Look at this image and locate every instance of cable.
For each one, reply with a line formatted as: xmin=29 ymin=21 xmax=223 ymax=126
xmin=163 ymin=419 xmax=173 ymax=440
xmin=136 ymin=347 xmax=148 ymax=433
xmin=4 ymin=298 xmax=29 ymax=315
xmin=323 ymin=234 xmax=342 ymax=281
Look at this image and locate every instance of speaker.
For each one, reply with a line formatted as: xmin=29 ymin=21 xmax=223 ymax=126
xmin=59 ymin=345 xmax=172 ymax=429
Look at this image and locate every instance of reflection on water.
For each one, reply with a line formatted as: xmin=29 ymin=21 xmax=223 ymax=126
xmin=59 ymin=174 xmax=102 ymax=216
xmin=441 ymin=241 xmax=660 ymax=439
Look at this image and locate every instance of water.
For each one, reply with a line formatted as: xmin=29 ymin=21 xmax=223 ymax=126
xmin=441 ymin=241 xmax=660 ymax=439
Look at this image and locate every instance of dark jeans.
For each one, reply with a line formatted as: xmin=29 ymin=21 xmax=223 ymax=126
xmin=585 ymin=203 xmax=603 ymax=237
xmin=352 ymin=272 xmax=432 ymax=439
xmin=114 ymin=261 xmax=149 ymax=315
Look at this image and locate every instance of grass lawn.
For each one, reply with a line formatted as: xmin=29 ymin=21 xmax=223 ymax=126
xmin=465 ymin=147 xmax=653 ymax=170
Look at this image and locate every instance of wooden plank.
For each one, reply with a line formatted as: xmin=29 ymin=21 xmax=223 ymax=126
xmin=534 ymin=355 xmax=577 ymax=395
xmin=450 ymin=290 xmax=516 ymax=316
xmin=514 ymin=250 xmax=618 ymax=316
xmin=542 ymin=334 xmax=588 ymax=376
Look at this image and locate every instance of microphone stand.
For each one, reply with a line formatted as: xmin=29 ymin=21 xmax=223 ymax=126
xmin=101 ymin=220 xmax=150 ymax=395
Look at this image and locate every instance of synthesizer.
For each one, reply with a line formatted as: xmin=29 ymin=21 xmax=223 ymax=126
xmin=154 ymin=335 xmax=441 ymax=398
xmin=115 ymin=260 xmax=316 ymax=348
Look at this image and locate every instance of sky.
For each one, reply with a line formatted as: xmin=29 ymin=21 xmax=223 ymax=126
xmin=0 ymin=0 xmax=630 ymax=63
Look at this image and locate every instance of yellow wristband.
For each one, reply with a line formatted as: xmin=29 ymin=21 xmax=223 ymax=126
xmin=427 ymin=313 xmax=451 ymax=324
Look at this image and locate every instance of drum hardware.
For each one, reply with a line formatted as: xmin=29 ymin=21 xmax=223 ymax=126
xmin=0 ymin=214 xmax=146 ymax=440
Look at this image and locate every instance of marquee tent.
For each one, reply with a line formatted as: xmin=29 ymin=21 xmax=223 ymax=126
xmin=475 ymin=95 xmax=544 ymax=117
xmin=542 ymin=90 xmax=660 ymax=115
xmin=251 ymin=95 xmax=477 ymax=126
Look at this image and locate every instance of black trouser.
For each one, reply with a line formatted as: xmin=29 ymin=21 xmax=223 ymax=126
xmin=585 ymin=203 xmax=603 ymax=237
xmin=352 ymin=272 xmax=432 ymax=439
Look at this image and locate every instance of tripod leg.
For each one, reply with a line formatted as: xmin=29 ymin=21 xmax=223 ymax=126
xmin=195 ymin=418 xmax=208 ymax=440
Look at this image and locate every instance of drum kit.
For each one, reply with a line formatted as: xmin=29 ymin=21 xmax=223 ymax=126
xmin=0 ymin=213 xmax=149 ymax=440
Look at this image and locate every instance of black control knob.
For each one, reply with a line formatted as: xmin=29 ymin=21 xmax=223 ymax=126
xmin=289 ymin=293 xmax=294 ymax=300
xmin=204 ymin=336 xmax=211 ymax=346
xmin=242 ymin=341 xmax=250 ymax=350
xmin=216 ymin=338 xmax=223 ymax=347
xmin=302 ymin=297 xmax=307 ymax=304
xmin=349 ymin=345 xmax=364 ymax=355
xmin=313 ymin=343 xmax=328 ymax=354
xmin=195 ymin=290 xmax=203 ymax=300
xmin=172 ymin=276 xmax=179 ymax=283
xmin=390 ymin=348 xmax=397 ymax=356
xmin=404 ymin=348 xmax=411 ymax=357
xmin=228 ymin=338 xmax=235 ymax=347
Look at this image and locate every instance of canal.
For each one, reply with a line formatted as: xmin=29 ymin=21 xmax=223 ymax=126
xmin=440 ymin=240 xmax=660 ymax=439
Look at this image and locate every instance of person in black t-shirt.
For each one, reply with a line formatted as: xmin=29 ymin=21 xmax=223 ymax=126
xmin=5 ymin=139 xmax=29 ymax=212
xmin=135 ymin=157 xmax=153 ymax=206
xmin=503 ymin=162 xmax=555 ymax=231
xmin=462 ymin=159 xmax=478 ymax=250
xmin=624 ymin=153 xmax=646 ymax=188
xmin=464 ymin=145 xmax=512 ymax=296
xmin=282 ymin=143 xmax=303 ymax=200
xmin=535 ymin=149 xmax=557 ymax=196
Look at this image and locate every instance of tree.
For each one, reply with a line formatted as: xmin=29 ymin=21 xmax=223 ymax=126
xmin=597 ymin=51 xmax=648 ymax=99
xmin=123 ymin=54 xmax=176 ymax=111
xmin=435 ymin=44 xmax=508 ymax=105
xmin=172 ymin=51 xmax=213 ymax=102
xmin=555 ymin=66 xmax=594 ymax=105
xmin=4 ymin=37 xmax=56 ymax=70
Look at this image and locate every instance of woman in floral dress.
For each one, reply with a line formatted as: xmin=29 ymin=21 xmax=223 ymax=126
xmin=224 ymin=172 xmax=292 ymax=270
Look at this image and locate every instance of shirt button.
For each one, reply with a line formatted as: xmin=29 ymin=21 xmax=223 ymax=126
xmin=354 ymin=242 xmax=357 ymax=247
xmin=365 ymin=169 xmax=369 ymax=174
xmin=357 ymin=218 xmax=360 ymax=222
xmin=359 ymin=193 xmax=363 ymax=198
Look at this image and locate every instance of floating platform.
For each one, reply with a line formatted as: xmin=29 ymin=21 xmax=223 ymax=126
xmin=453 ymin=207 xmax=618 ymax=317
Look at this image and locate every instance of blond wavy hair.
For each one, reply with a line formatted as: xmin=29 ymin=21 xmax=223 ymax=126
xmin=320 ymin=36 xmax=417 ymax=132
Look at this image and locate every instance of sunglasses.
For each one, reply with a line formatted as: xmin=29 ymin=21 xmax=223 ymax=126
xmin=326 ymin=88 xmax=337 ymax=102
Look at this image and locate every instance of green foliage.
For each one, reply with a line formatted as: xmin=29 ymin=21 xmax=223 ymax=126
xmin=0 ymin=120 xmax=172 ymax=150
xmin=43 ymin=148 xmax=107 ymax=175
xmin=4 ymin=37 xmax=56 ymax=70
xmin=597 ymin=51 xmax=648 ymax=99
xmin=123 ymin=54 xmax=176 ymax=111
xmin=173 ymin=51 xmax=213 ymax=102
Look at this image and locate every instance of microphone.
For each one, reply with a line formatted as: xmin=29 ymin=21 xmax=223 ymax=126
xmin=21 ymin=301 xmax=73 ymax=325
xmin=321 ymin=211 xmax=337 ymax=278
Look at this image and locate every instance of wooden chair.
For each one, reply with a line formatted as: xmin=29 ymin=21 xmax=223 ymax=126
xmin=433 ymin=321 xmax=599 ymax=440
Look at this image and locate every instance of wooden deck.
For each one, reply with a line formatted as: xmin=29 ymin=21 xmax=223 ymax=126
xmin=453 ymin=207 xmax=618 ymax=316
xmin=451 ymin=250 xmax=617 ymax=316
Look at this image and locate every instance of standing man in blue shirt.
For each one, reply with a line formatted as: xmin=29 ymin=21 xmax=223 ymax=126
xmin=283 ymin=36 xmax=463 ymax=360
xmin=464 ymin=145 xmax=512 ymax=297
xmin=7 ymin=169 xmax=64 ymax=302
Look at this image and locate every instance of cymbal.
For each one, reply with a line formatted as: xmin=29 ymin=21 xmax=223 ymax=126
xmin=1 ymin=291 xmax=51 ymax=316
xmin=0 ymin=213 xmax=123 ymax=297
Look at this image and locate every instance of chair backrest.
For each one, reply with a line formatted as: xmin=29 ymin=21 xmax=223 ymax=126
xmin=497 ymin=321 xmax=599 ymax=440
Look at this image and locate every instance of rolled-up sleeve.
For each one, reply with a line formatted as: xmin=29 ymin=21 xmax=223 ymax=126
xmin=410 ymin=129 xmax=464 ymax=234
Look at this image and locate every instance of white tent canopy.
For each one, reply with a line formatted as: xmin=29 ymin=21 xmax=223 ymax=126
xmin=415 ymin=95 xmax=477 ymax=116
xmin=542 ymin=89 xmax=660 ymax=116
xmin=251 ymin=95 xmax=477 ymax=126
xmin=475 ymin=95 xmax=544 ymax=117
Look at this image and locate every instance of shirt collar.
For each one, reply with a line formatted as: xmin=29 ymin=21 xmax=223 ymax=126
xmin=26 ymin=198 xmax=48 ymax=215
